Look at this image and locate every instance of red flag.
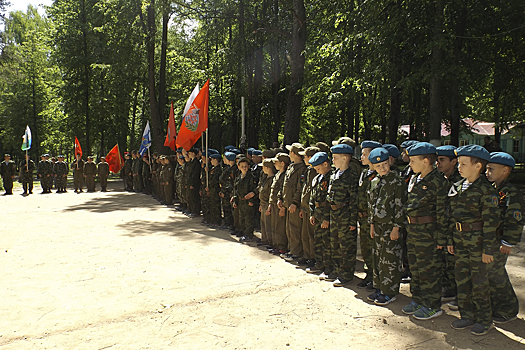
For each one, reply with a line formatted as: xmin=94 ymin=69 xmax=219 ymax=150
xmin=74 ymin=137 xmax=83 ymax=158
xmin=175 ymin=80 xmax=209 ymax=151
xmin=164 ymin=101 xmax=177 ymax=151
xmin=106 ymin=144 xmax=124 ymax=173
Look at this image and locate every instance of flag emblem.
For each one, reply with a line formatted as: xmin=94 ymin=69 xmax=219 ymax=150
xmin=185 ymin=107 xmax=200 ymax=132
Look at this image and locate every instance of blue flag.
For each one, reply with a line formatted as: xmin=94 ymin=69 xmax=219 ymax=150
xmin=21 ymin=125 xmax=32 ymax=151
xmin=139 ymin=121 xmax=151 ymax=156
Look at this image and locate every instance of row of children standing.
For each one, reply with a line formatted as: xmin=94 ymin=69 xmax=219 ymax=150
xmin=128 ymin=138 xmax=523 ymax=337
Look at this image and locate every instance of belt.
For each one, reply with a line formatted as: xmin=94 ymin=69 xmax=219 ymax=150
xmin=330 ymin=202 xmax=348 ymax=210
xmin=407 ymin=216 xmax=436 ymax=224
xmin=315 ymin=201 xmax=328 ymax=208
xmin=358 ymin=211 xmax=368 ymax=218
xmin=455 ymin=221 xmax=483 ymax=232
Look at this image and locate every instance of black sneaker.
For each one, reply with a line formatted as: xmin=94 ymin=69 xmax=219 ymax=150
xmin=357 ymin=280 xmax=372 ymax=289
xmin=374 ymin=294 xmax=396 ymax=306
xmin=333 ymin=277 xmax=352 ymax=287
xmin=296 ymin=258 xmax=308 ymax=265
xmin=367 ymin=289 xmax=381 ymax=302
xmin=284 ymin=255 xmax=301 ymax=262
xmin=447 ymin=300 xmax=459 ymax=311
xmin=324 ymin=272 xmax=338 ymax=282
xmin=451 ymin=318 xmax=474 ymax=330
xmin=471 ymin=323 xmax=493 ymax=336
xmin=492 ymin=314 xmax=517 ymax=324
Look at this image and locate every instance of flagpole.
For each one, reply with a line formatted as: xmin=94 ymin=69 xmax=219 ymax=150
xmin=206 ymin=128 xmax=209 ymax=188
xmin=147 ymin=147 xmax=152 ymax=173
xmin=26 ymin=149 xmax=28 ymax=171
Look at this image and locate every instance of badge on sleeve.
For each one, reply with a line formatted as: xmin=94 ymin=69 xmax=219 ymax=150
xmin=514 ymin=210 xmax=523 ymax=222
xmin=491 ymin=195 xmax=499 ymax=207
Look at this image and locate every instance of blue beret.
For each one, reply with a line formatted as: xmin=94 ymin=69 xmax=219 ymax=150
xmin=382 ymin=144 xmax=400 ymax=158
xmin=330 ymin=144 xmax=353 ymax=154
xmin=368 ymin=148 xmax=390 ymax=164
xmin=225 ymin=145 xmax=235 ymax=151
xmin=178 ymin=155 xmax=185 ymax=159
xmin=224 ymin=152 xmax=237 ymax=161
xmin=252 ymin=150 xmax=263 ymax=156
xmin=436 ymin=145 xmax=457 ymax=157
xmin=407 ymin=142 xmax=436 ymax=156
xmin=308 ymin=152 xmax=329 ymax=166
xmin=176 ymin=148 xmax=182 ymax=153
xmin=401 ymin=140 xmax=418 ymax=149
xmin=247 ymin=147 xmax=256 ymax=155
xmin=455 ymin=145 xmax=490 ymax=161
xmin=360 ymin=141 xmax=382 ymax=149
xmin=230 ymin=148 xmax=242 ymax=155
xmin=489 ymin=152 xmax=515 ymax=168
xmin=210 ymin=153 xmax=222 ymax=160
xmin=208 ymin=149 xmax=219 ymax=155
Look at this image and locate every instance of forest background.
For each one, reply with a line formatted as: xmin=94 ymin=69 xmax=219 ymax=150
xmin=0 ymin=0 xmax=524 ymax=159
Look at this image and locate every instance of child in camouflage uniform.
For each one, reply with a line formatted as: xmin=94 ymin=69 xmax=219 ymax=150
xmin=207 ymin=154 xmax=223 ymax=227
xmin=259 ymin=159 xmax=275 ymax=246
xmin=219 ymin=152 xmax=236 ymax=229
xmin=402 ymin=142 xmax=448 ymax=319
xmin=232 ymin=158 xmax=257 ymax=243
xmin=486 ymin=152 xmax=524 ymax=324
xmin=448 ymin=145 xmax=500 ymax=336
xmin=307 ymin=152 xmax=333 ymax=276
xmin=366 ymin=147 xmax=406 ymax=306
xmin=325 ymin=144 xmax=358 ymax=287
xmin=268 ymin=153 xmax=290 ymax=254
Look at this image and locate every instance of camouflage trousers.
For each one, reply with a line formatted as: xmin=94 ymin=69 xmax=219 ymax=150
xmin=56 ymin=176 xmax=67 ymax=191
xmin=489 ymin=249 xmax=519 ymax=318
xmin=260 ymin=201 xmax=272 ymax=244
xmin=442 ymin=250 xmax=457 ymax=296
xmin=133 ymin=174 xmax=143 ymax=192
xmin=271 ymin=202 xmax=287 ymax=251
xmin=163 ymin=182 xmax=173 ymax=205
xmin=142 ymin=177 xmax=151 ymax=194
xmin=100 ymin=176 xmax=108 ymax=191
xmin=188 ymin=188 xmax=200 ymax=214
xmin=73 ymin=172 xmax=83 ymax=191
xmin=373 ymin=222 xmax=403 ymax=295
xmin=221 ymin=194 xmax=233 ymax=226
xmin=41 ymin=175 xmax=54 ymax=191
xmin=238 ymin=201 xmax=255 ymax=238
xmin=330 ymin=208 xmax=357 ymax=281
xmin=454 ymin=230 xmax=493 ymax=325
xmin=2 ymin=176 xmax=13 ymax=193
xmin=300 ymin=208 xmax=315 ymax=260
xmin=286 ymin=208 xmax=303 ymax=257
xmin=85 ymin=175 xmax=95 ymax=192
xmin=358 ymin=217 xmax=374 ymax=282
xmin=313 ymin=218 xmax=332 ymax=273
xmin=407 ymin=223 xmax=443 ymax=310
xmin=209 ymin=191 xmax=222 ymax=225
xmin=201 ymin=191 xmax=210 ymax=222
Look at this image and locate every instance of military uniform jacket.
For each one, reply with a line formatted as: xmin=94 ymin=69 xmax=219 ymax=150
xmin=401 ymin=164 xmax=413 ymax=183
xmin=278 ymin=161 xmax=306 ymax=208
xmin=54 ymin=161 xmax=69 ymax=176
xmin=327 ymin=167 xmax=359 ymax=227
xmin=405 ymin=168 xmax=448 ymax=246
xmin=1 ymin=160 xmax=16 ymax=178
xmin=142 ymin=162 xmax=151 ymax=180
xmin=259 ymin=173 xmax=274 ymax=204
xmin=448 ymin=175 xmax=501 ymax=254
xmin=98 ymin=162 xmax=110 ymax=177
xmin=19 ymin=160 xmax=35 ymax=182
xmin=368 ymin=171 xmax=406 ymax=227
xmin=39 ymin=160 xmax=54 ymax=176
xmin=186 ymin=158 xmax=201 ymax=189
xmin=219 ymin=164 xmax=235 ymax=195
xmin=174 ymin=162 xmax=185 ymax=184
xmin=233 ymin=172 xmax=257 ymax=205
xmin=357 ymin=168 xmax=377 ymax=214
xmin=494 ymin=179 xmax=524 ymax=246
xmin=132 ymin=157 xmax=143 ymax=175
xmin=71 ymin=159 xmax=85 ymax=174
xmin=251 ymin=163 xmax=263 ymax=196
xmin=309 ymin=169 xmax=332 ymax=223
xmin=84 ymin=162 xmax=97 ymax=176
xmin=160 ymin=163 xmax=174 ymax=183
xmin=300 ymin=166 xmax=318 ymax=212
xmin=209 ymin=164 xmax=222 ymax=194
xmin=446 ymin=168 xmax=462 ymax=183
xmin=123 ymin=159 xmax=132 ymax=174
xmin=270 ymin=171 xmax=286 ymax=204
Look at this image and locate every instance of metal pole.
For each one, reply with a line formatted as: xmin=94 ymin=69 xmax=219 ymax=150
xmin=26 ymin=149 xmax=28 ymax=171
xmin=206 ymin=128 xmax=209 ymax=188
xmin=147 ymin=147 xmax=152 ymax=173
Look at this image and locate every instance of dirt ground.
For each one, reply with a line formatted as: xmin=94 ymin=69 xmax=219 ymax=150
xmin=1 ymin=180 xmax=524 ymax=350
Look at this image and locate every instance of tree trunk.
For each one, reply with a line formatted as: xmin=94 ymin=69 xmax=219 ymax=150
xmin=450 ymin=2 xmax=467 ymax=147
xmin=389 ymin=85 xmax=401 ymax=144
xmin=81 ymin=0 xmax=90 ymax=153
xmin=144 ymin=0 xmax=163 ymax=152
xmin=283 ymin=0 xmax=306 ymax=145
xmin=158 ymin=5 xmax=170 ymax=127
xmin=428 ymin=0 xmax=445 ymax=146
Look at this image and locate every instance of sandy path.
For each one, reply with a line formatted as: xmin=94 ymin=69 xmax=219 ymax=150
xmin=1 ymin=182 xmax=524 ymax=349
